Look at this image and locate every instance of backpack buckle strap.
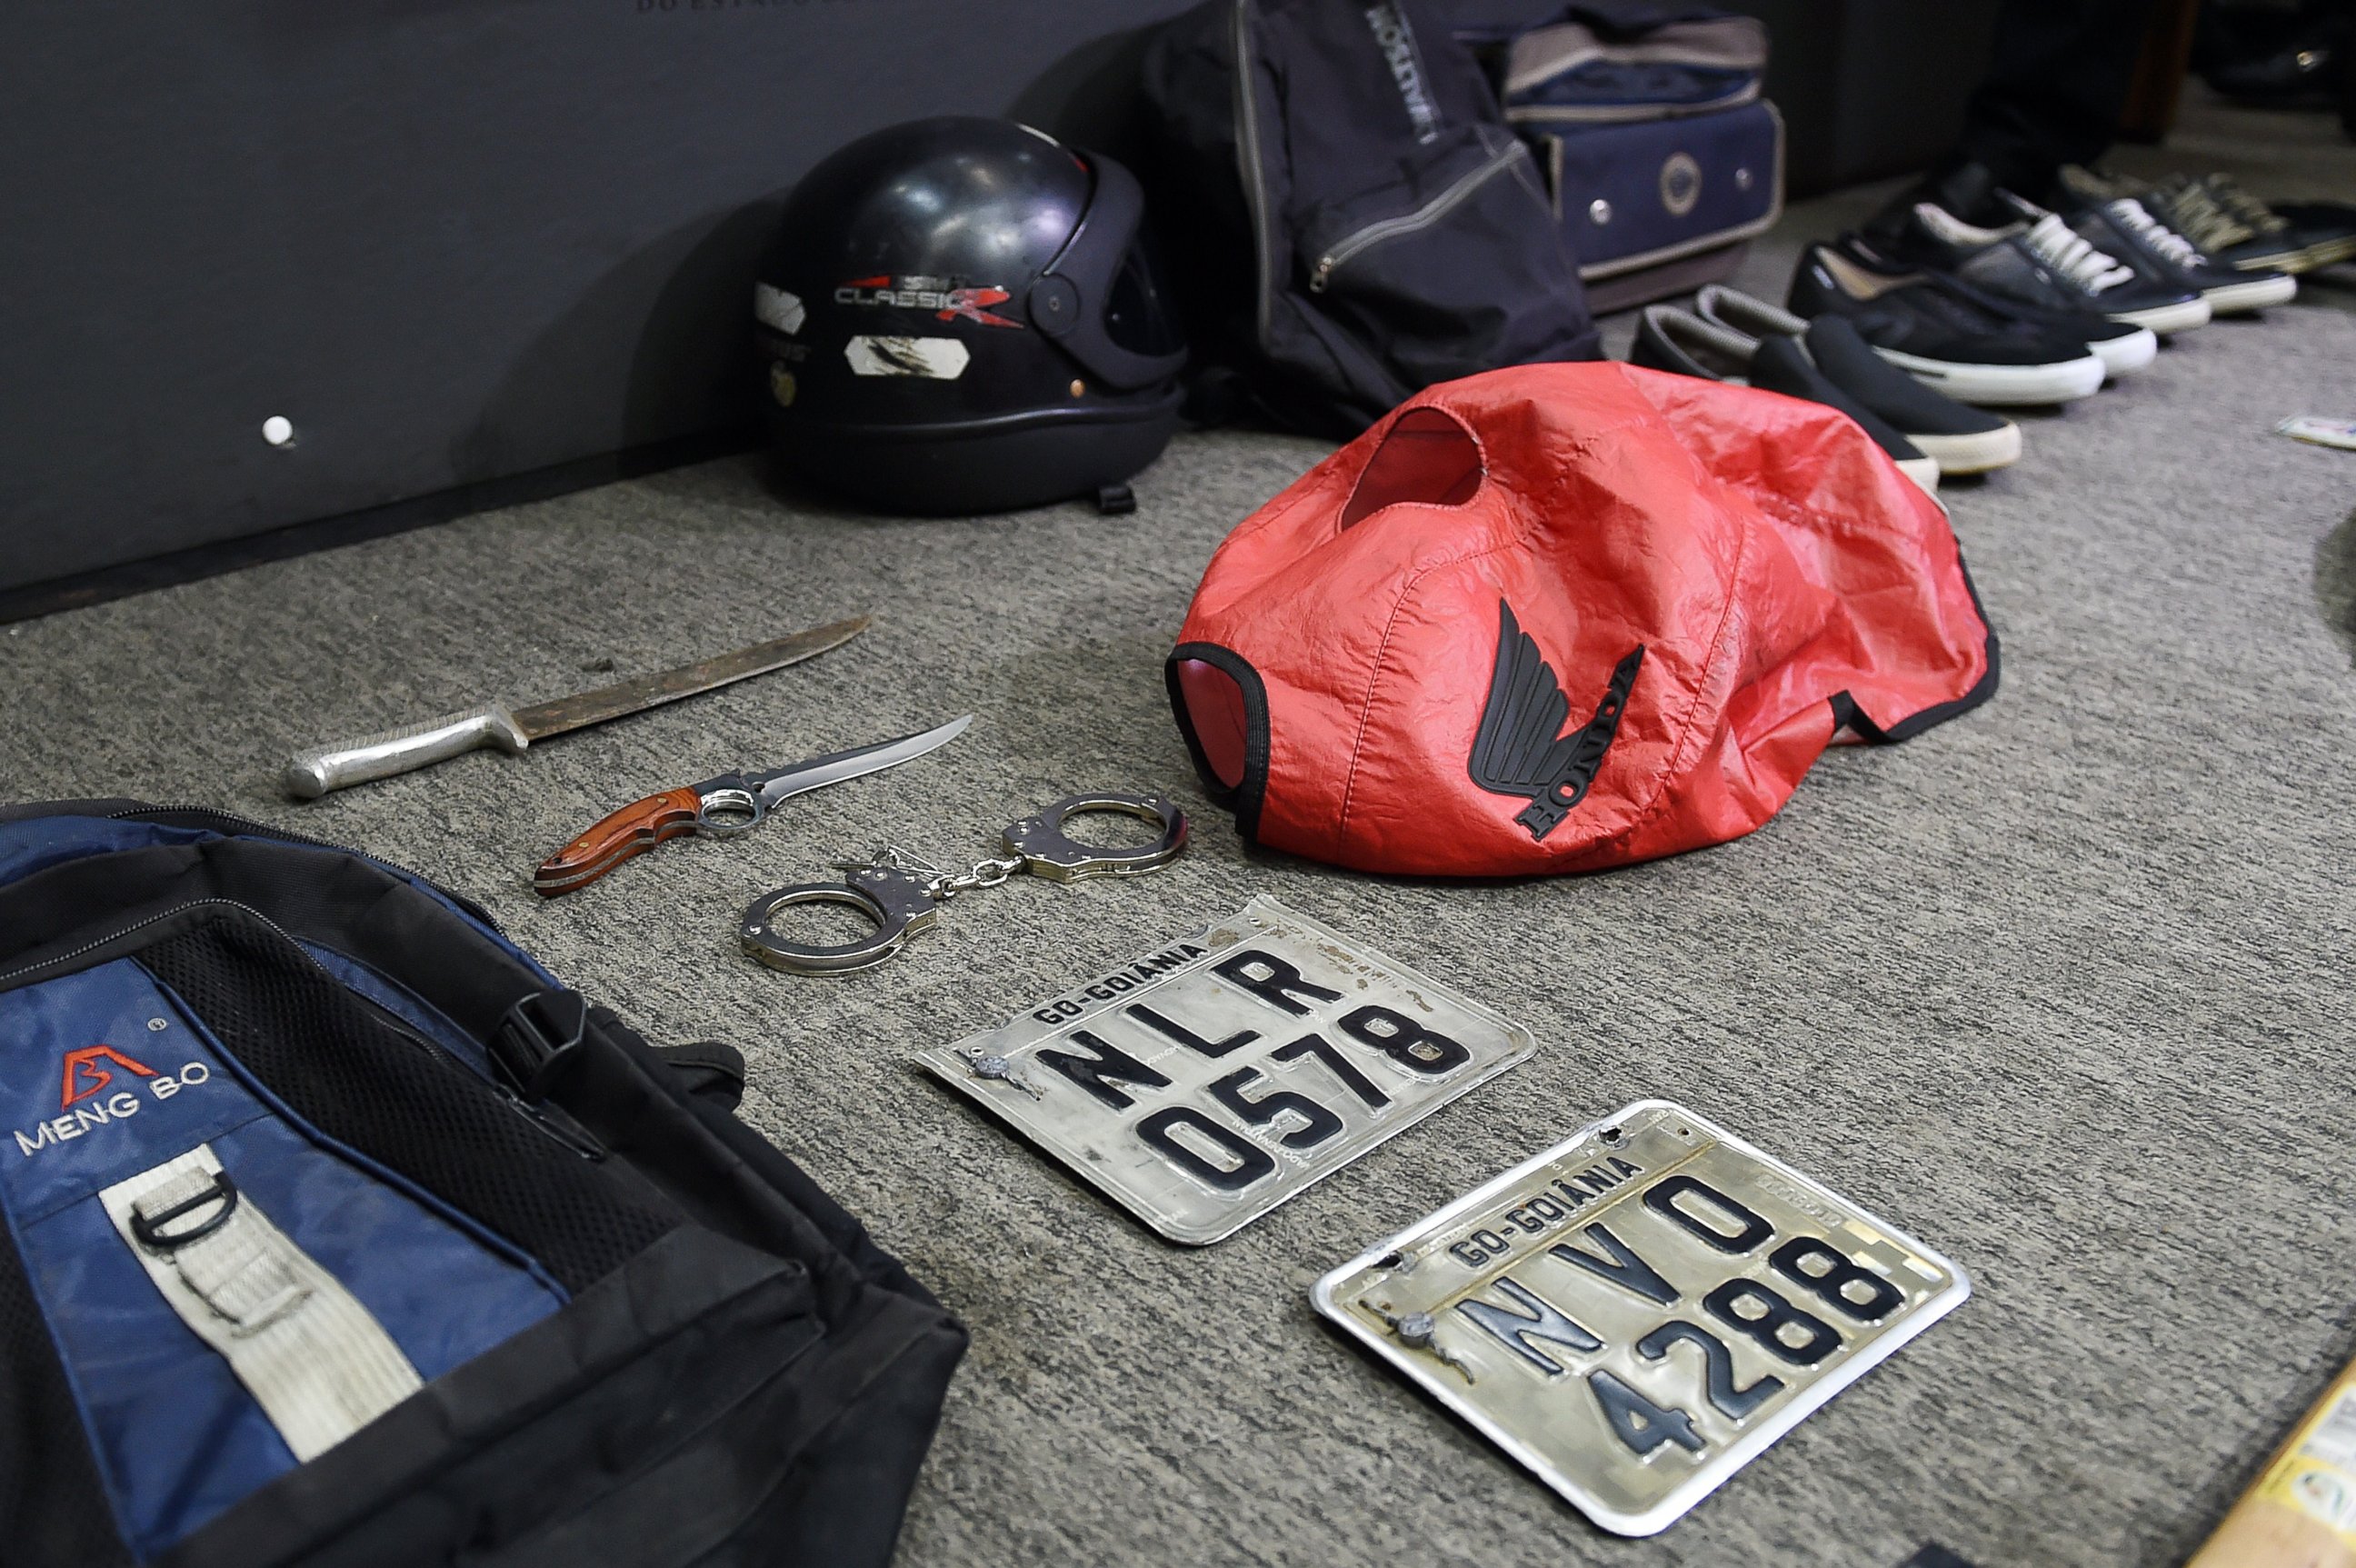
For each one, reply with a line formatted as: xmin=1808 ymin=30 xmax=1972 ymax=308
xmin=128 ymin=1166 xmax=240 ymax=1251
xmin=104 ymin=1145 xmax=424 ymax=1460
xmin=491 ymin=988 xmax=591 ymax=1101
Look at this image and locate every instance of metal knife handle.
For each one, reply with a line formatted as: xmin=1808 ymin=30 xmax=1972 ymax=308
xmin=534 ymin=787 xmax=705 ymax=897
xmin=282 ymin=704 xmax=529 ymax=799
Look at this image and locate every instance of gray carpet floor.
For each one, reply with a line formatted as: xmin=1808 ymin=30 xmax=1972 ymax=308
xmin=5 ymin=102 xmax=2355 ymax=1568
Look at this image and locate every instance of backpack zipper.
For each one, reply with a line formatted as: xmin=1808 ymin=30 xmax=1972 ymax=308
xmin=109 ymin=804 xmax=411 ymax=871
xmin=1309 ymin=135 xmax=1531 ymax=293
xmin=0 ymin=897 xmax=250 ymax=993
xmin=83 ymin=809 xmax=599 ymax=1158
xmin=0 ymin=895 xmax=604 ymax=1161
xmin=1231 ymin=0 xmax=1274 ymax=345
xmin=105 ymin=803 xmax=504 ymax=933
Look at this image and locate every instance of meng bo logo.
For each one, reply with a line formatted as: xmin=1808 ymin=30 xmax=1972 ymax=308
xmin=15 ymin=1044 xmax=212 ymax=1158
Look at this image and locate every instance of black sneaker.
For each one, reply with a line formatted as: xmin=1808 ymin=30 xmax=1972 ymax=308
xmin=2071 ymin=184 xmax=2296 ymax=315
xmin=1696 ymin=287 xmax=2022 ymax=475
xmin=2035 ymin=171 xmax=2221 ymax=334
xmin=2149 ymin=173 xmax=2351 ymax=282
xmin=1630 ymin=304 xmax=1942 ymax=494
xmin=2141 ymin=173 xmax=2310 ymax=275
xmin=2062 ymin=168 xmax=2303 ymax=309
xmin=1787 ymin=243 xmax=2107 ymax=406
xmin=1882 ymin=204 xmax=2165 ymax=375
xmin=1862 ymin=158 xmax=2019 ymax=243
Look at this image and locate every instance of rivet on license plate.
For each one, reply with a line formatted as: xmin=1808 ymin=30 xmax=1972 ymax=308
xmin=918 ymin=895 xmax=1537 ymax=1244
xmin=1313 ymin=1101 xmax=1970 ymax=1535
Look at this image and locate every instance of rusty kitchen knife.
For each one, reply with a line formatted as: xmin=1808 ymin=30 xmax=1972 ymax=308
xmin=281 ymin=615 xmax=871 ymax=799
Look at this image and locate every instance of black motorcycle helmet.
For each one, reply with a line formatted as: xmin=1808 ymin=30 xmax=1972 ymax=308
xmin=755 ymin=116 xmax=1187 ymax=515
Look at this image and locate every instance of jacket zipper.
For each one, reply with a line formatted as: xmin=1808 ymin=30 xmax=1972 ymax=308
xmin=1232 ymin=0 xmax=1274 ymax=344
xmin=1309 ymin=135 xmax=1531 ymax=293
xmin=0 ymin=895 xmax=604 ymax=1161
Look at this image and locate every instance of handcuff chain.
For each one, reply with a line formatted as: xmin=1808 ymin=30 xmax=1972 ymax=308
xmin=931 ymin=854 xmax=1026 ymax=900
xmin=838 ymin=844 xmax=1026 ymax=903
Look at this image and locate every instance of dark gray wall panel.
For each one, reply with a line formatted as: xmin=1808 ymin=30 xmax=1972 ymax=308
xmin=1726 ymin=1 xmax=2004 ymax=197
xmin=0 ymin=0 xmax=1193 ymax=591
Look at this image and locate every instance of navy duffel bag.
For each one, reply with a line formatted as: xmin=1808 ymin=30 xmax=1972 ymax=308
xmin=1492 ymin=4 xmax=1785 ymax=312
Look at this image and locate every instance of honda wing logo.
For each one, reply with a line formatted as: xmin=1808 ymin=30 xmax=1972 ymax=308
xmin=1468 ymin=600 xmax=1644 ymax=841
xmin=61 ymin=1044 xmax=157 ymax=1107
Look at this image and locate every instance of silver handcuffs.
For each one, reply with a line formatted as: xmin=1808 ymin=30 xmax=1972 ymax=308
xmin=741 ymin=792 xmax=1189 ymax=975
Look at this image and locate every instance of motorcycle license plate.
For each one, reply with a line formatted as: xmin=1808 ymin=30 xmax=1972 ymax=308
xmin=918 ymin=895 xmax=1535 ymax=1244
xmin=1313 ymin=1101 xmax=1970 ymax=1535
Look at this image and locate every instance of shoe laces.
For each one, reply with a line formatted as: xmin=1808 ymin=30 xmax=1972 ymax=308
xmin=2109 ymin=198 xmax=2206 ymax=268
xmin=2153 ymin=178 xmax=2251 ymax=253
xmin=2022 ymin=214 xmax=2135 ymax=295
xmin=2199 ymin=173 xmax=2290 ymax=236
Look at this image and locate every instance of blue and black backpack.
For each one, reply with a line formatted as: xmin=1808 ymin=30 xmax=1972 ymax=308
xmin=0 ymin=800 xmax=963 ymax=1568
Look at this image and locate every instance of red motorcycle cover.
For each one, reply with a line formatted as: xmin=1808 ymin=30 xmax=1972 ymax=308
xmin=1165 ymin=362 xmax=1997 ymax=876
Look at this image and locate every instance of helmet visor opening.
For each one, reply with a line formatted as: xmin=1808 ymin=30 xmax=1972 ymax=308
xmin=1340 ymin=407 xmax=1484 ymax=528
xmin=1103 ymin=232 xmax=1184 ymax=359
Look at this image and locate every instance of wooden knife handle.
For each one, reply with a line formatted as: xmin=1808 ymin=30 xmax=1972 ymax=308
xmin=534 ymin=788 xmax=704 ymax=897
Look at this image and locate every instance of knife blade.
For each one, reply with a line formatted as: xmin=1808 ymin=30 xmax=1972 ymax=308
xmin=533 ymin=714 xmax=973 ymax=896
xmin=280 ymin=616 xmax=871 ymax=798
